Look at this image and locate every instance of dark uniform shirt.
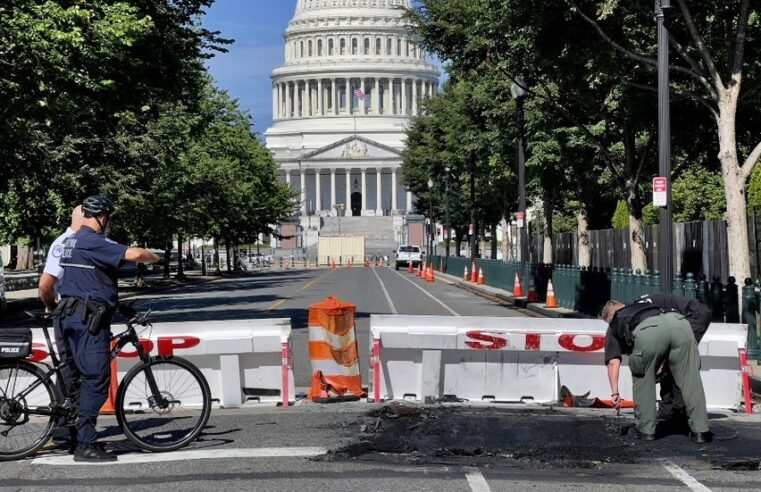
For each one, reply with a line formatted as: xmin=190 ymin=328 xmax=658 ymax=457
xmin=58 ymin=225 xmax=128 ymax=307
xmin=603 ymin=293 xmax=712 ymax=364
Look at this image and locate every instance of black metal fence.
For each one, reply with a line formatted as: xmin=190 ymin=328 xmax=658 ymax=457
xmin=546 ymin=218 xmax=731 ymax=283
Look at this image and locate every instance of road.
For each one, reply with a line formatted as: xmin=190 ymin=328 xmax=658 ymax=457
xmin=2 ymin=266 xmax=761 ymax=491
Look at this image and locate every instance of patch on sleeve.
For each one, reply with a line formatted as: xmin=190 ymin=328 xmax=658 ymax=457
xmin=52 ymin=244 xmax=64 ymax=258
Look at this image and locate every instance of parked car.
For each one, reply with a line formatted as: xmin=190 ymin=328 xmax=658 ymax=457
xmin=394 ymin=245 xmax=423 ymax=270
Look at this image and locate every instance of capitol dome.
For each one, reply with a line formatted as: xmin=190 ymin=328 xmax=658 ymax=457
xmin=265 ymin=0 xmax=439 ymax=255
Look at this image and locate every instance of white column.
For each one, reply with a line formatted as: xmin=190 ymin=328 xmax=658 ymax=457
xmin=391 ymin=168 xmax=398 ymax=211
xmin=286 ymin=82 xmax=292 ymax=118
xmin=376 ymin=168 xmax=382 ymax=214
xmin=347 ymin=77 xmax=352 ymax=115
xmin=374 ymin=78 xmax=380 ymax=114
xmin=332 ymin=78 xmax=338 ymax=116
xmin=272 ymin=85 xmax=277 ymax=119
xmin=401 ymin=78 xmax=407 ymax=115
xmin=412 ymin=79 xmax=418 ymax=115
xmin=318 ymin=79 xmax=323 ymax=116
xmin=361 ymin=168 xmax=367 ymax=213
xmin=300 ymin=169 xmax=306 ymax=214
xmin=294 ymin=80 xmax=300 ymax=117
xmin=345 ymin=169 xmax=351 ymax=211
xmin=305 ymin=80 xmax=311 ymax=117
xmin=406 ymin=190 xmax=412 ymax=212
xmin=315 ymin=169 xmax=322 ymax=214
xmin=330 ymin=168 xmax=336 ymax=210
xmin=362 ymin=78 xmax=368 ymax=115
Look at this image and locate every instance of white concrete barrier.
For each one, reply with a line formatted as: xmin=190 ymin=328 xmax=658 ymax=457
xmin=369 ymin=315 xmax=747 ymax=410
xmin=29 ymin=318 xmax=295 ymax=408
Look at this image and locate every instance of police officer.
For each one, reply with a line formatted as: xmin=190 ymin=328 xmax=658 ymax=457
xmin=600 ymin=295 xmax=710 ymax=443
xmin=39 ymin=205 xmax=83 ymax=449
xmin=56 ymin=196 xmax=160 ymax=462
xmin=636 ymin=293 xmax=712 ymax=425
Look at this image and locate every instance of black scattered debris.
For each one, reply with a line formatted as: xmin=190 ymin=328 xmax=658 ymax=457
xmin=314 ymin=403 xmax=761 ymax=470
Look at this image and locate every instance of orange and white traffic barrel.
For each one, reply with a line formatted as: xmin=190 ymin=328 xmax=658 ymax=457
xmin=307 ymin=296 xmax=366 ymax=401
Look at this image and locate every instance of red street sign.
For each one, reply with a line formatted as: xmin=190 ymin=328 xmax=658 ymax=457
xmin=516 ymin=211 xmax=525 ymax=227
xmin=653 ymin=177 xmax=668 ymax=207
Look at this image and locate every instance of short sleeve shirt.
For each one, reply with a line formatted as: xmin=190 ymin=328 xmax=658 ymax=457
xmin=43 ymin=227 xmax=75 ymax=287
xmin=604 ymin=324 xmax=624 ymax=364
xmin=57 ymin=226 xmax=128 ymax=307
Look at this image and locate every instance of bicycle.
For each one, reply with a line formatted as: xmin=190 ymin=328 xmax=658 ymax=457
xmin=0 ymin=303 xmax=212 ymax=461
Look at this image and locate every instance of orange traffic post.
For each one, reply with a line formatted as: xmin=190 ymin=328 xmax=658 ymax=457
xmin=100 ymin=341 xmax=119 ymax=414
xmin=307 ymin=297 xmax=366 ymax=402
xmin=513 ymin=273 xmax=524 ymax=297
xmin=545 ymin=279 xmax=558 ymax=308
xmin=478 ymin=268 xmax=485 ymax=285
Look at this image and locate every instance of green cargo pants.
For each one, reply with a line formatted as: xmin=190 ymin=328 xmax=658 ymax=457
xmin=629 ymin=312 xmax=709 ymax=435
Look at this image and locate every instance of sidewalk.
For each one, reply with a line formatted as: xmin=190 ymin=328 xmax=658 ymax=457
xmin=434 ymin=270 xmax=591 ymax=319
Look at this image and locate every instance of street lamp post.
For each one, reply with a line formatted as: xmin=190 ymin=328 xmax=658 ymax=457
xmin=427 ymin=178 xmax=434 ymax=257
xmin=445 ymin=167 xmax=451 ymax=269
xmin=656 ymin=0 xmax=673 ymax=294
xmin=511 ymin=79 xmax=529 ymax=264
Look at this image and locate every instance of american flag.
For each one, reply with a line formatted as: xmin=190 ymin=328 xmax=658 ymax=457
xmin=353 ymin=84 xmax=365 ymax=100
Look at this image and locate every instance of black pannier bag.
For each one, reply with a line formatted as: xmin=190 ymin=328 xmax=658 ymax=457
xmin=0 ymin=328 xmax=33 ymax=359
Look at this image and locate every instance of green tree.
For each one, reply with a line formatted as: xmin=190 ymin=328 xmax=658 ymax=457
xmin=672 ymin=167 xmax=726 ymax=222
xmin=612 ymin=200 xmax=629 ymax=230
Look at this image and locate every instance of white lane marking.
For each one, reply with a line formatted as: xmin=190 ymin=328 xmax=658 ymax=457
xmin=662 ymin=461 xmax=712 ymax=492
xmin=372 ymin=268 xmax=398 ymax=314
xmin=393 ymin=269 xmax=460 ymax=316
xmin=465 ymin=468 xmax=492 ymax=492
xmin=32 ymin=447 xmax=328 ymax=466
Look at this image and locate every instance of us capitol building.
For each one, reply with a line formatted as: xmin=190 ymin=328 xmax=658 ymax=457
xmin=265 ymin=0 xmax=440 ymax=255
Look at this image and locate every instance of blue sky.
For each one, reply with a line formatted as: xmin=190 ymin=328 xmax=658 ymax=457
xmin=202 ymin=0 xmax=295 ymax=134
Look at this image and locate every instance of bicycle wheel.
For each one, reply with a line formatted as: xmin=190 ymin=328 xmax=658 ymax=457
xmin=0 ymin=360 xmax=59 ymax=461
xmin=116 ymin=356 xmax=211 ymax=452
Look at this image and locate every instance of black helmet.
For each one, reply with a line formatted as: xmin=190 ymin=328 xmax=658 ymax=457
xmin=82 ymin=195 xmax=115 ymax=218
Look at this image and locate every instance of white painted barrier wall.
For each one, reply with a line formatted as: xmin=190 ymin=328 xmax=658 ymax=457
xmin=369 ymin=315 xmax=747 ymax=410
xmin=29 ymin=318 xmax=294 ymax=408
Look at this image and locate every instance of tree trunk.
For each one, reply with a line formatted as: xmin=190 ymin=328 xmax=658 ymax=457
xmin=176 ymin=233 xmax=186 ymax=280
xmin=163 ymin=244 xmax=171 ymax=280
xmin=225 ymin=242 xmax=231 ymax=272
xmin=490 ymin=223 xmax=498 ymax=259
xmin=213 ymin=237 xmax=221 ymax=275
xmin=577 ymin=206 xmax=591 ymax=268
xmin=543 ymin=199 xmax=554 ymax=264
xmin=501 ymin=217 xmax=511 ymax=262
xmin=717 ymin=94 xmax=751 ymax=281
xmin=626 ymin=188 xmax=648 ymax=273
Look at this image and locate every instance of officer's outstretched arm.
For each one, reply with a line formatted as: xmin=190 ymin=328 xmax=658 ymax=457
xmin=124 ymin=247 xmax=161 ymax=264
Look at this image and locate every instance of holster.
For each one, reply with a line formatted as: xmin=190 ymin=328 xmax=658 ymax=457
xmin=84 ymin=299 xmax=112 ymax=336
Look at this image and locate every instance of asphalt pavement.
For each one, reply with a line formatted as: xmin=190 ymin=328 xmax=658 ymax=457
xmin=2 ymin=266 xmax=761 ymax=491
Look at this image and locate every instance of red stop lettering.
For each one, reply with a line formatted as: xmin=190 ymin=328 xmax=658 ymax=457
xmin=118 ymin=339 xmax=155 ymax=359
xmin=465 ymin=331 xmax=508 ymax=350
xmin=27 ymin=343 xmax=49 ymax=363
xmin=558 ymin=334 xmax=605 ymax=352
xmin=157 ymin=336 xmax=200 ymax=356
xmin=524 ymin=333 xmax=541 ymax=351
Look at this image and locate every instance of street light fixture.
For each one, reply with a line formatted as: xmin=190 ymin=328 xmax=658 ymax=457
xmin=511 ymin=78 xmax=529 ymax=265
xmin=427 ymin=178 xmax=434 ymax=257
xmin=656 ymin=0 xmax=673 ymax=294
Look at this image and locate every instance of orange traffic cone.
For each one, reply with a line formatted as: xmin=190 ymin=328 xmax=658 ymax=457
xmin=527 ymin=275 xmax=538 ymax=303
xmin=545 ymin=279 xmax=558 ymax=308
xmin=417 ymin=263 xmax=423 ymax=277
xmin=478 ymin=268 xmax=485 ymax=285
xmin=428 ymin=266 xmax=435 ymax=283
xmin=463 ymin=266 xmax=469 ymax=281
xmin=470 ymin=262 xmax=477 ymax=283
xmin=331 ymin=260 xmax=337 ymax=270
xmin=513 ymin=273 xmax=524 ymax=297
xmin=100 ymin=341 xmax=119 ymax=414
xmin=364 ymin=259 xmax=369 ymax=268
xmin=408 ymin=261 xmax=414 ymax=273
